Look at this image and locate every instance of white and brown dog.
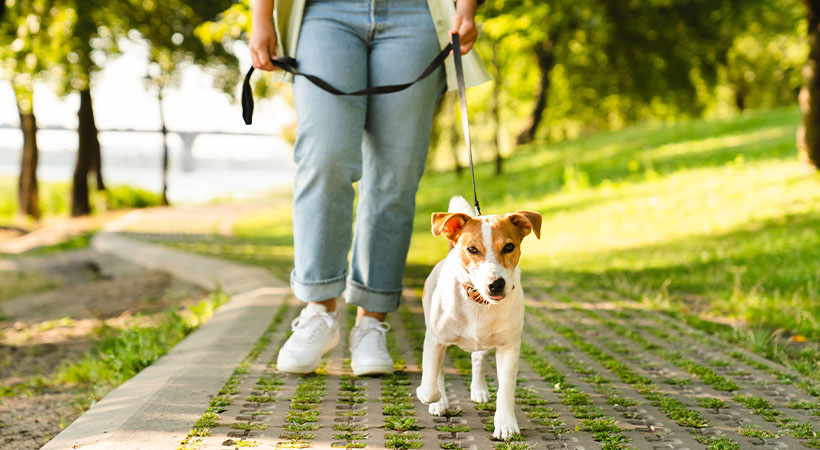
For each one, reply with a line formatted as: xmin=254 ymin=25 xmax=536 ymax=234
xmin=416 ymin=196 xmax=542 ymax=440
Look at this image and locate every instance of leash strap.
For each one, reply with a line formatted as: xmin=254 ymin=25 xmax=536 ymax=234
xmin=242 ymin=43 xmax=453 ymax=125
xmin=451 ymin=32 xmax=481 ymax=216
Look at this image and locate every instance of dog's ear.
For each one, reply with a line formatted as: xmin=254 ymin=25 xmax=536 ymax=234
xmin=507 ymin=211 xmax=542 ymax=239
xmin=432 ymin=212 xmax=471 ymax=241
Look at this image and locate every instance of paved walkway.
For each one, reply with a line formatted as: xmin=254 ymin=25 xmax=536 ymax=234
xmin=42 ymin=205 xmax=820 ymax=450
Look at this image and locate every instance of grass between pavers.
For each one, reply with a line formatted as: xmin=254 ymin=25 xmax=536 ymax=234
xmin=380 ymin=311 xmax=424 ymax=450
xmin=332 ymin=374 xmax=368 ymax=448
xmin=527 ymin=306 xmax=710 ymax=430
xmin=519 ymin=341 xmax=635 ymax=450
xmin=1 ymin=290 xmax=229 ymax=412
xmin=534 ymin=305 xmax=820 ymax=448
xmin=626 ymin=305 xmax=820 ymax=400
xmin=575 ymin=307 xmax=739 ymax=392
xmin=332 ymin=305 xmax=369 ymax=449
xmin=177 ymin=300 xmax=290 ymax=450
xmin=577 ymin=307 xmax=820 ymax=445
xmin=278 ymin=364 xmax=327 ymax=447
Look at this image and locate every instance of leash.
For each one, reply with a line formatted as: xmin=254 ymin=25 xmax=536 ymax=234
xmin=241 ymin=32 xmax=481 ymax=216
xmin=241 ymin=43 xmax=453 ymax=125
xmin=450 ymin=32 xmax=481 ymax=216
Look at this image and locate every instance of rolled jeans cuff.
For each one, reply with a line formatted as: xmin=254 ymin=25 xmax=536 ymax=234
xmin=290 ymin=270 xmax=347 ymax=303
xmin=345 ymin=280 xmax=402 ymax=313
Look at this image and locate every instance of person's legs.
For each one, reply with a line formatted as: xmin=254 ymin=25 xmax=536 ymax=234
xmin=278 ymin=0 xmax=370 ymax=374
xmin=347 ymin=0 xmax=445 ymax=376
xmin=290 ymin=0 xmax=369 ymax=305
xmin=346 ymin=0 xmax=445 ymax=314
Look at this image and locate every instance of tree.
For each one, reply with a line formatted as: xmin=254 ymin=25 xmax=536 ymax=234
xmin=0 ymin=0 xmax=71 ymax=219
xmin=474 ymin=0 xmax=789 ymax=147
xmin=50 ymin=0 xmax=120 ymax=216
xmin=121 ymin=0 xmax=238 ymax=205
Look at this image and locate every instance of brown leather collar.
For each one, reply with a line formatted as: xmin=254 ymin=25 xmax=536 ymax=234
xmin=461 ymin=282 xmax=490 ymax=305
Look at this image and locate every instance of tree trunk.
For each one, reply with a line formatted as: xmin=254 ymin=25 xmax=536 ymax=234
xmin=15 ymin=92 xmax=40 ymax=220
xmin=516 ymin=39 xmax=555 ymax=146
xmin=90 ymin=137 xmax=105 ymax=191
xmin=734 ymin=86 xmax=746 ymax=112
xmin=72 ymin=88 xmax=97 ymax=216
xmin=799 ymin=0 xmax=820 ymax=168
xmin=158 ymin=87 xmax=170 ymax=206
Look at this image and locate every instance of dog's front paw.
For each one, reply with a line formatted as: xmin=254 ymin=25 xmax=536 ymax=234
xmin=428 ymin=395 xmax=450 ymax=416
xmin=416 ymin=384 xmax=441 ymax=404
xmin=492 ymin=413 xmax=520 ymax=441
xmin=470 ymin=383 xmax=491 ymax=403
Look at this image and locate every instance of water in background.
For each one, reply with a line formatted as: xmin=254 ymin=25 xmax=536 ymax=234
xmin=0 ymin=129 xmax=296 ymax=204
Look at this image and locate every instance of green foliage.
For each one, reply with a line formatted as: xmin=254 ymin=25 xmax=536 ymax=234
xmin=0 ymin=178 xmax=159 ymax=221
xmin=103 ymin=185 xmax=162 ymax=210
xmin=120 ymin=0 xmax=239 ymax=96
xmin=427 ymin=0 xmax=808 ymax=166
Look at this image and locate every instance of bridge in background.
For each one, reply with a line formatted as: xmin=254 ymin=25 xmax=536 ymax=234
xmin=0 ymin=124 xmax=275 ymax=172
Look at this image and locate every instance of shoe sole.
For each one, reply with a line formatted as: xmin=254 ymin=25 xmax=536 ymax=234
xmin=276 ymin=360 xmax=322 ymax=374
xmin=351 ymin=363 xmax=394 ymax=376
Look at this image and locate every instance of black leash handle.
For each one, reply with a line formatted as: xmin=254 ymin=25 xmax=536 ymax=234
xmin=451 ymin=32 xmax=481 ymax=216
xmin=242 ymin=43 xmax=453 ymax=125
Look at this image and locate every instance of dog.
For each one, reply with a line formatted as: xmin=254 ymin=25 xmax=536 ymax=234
xmin=415 ymin=196 xmax=542 ymax=440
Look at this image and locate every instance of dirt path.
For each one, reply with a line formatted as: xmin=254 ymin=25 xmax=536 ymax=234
xmin=0 ymin=250 xmax=208 ymax=450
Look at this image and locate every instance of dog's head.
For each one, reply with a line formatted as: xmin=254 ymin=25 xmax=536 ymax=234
xmin=431 ymin=210 xmax=542 ymax=304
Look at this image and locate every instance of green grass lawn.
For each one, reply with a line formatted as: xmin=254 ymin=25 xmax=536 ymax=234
xmin=159 ymin=106 xmax=819 ymax=377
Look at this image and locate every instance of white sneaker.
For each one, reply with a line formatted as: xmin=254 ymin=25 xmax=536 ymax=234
xmin=276 ymin=303 xmax=340 ymax=374
xmin=350 ymin=316 xmax=394 ymax=376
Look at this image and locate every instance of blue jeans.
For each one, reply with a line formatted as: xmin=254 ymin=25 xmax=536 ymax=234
xmin=290 ymin=0 xmax=445 ymax=313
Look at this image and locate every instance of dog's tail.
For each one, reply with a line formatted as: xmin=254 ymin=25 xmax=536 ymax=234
xmin=448 ymin=196 xmax=474 ymax=217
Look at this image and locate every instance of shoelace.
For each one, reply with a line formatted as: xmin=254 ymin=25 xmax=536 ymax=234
xmin=353 ymin=321 xmax=391 ymax=351
xmin=291 ymin=312 xmax=335 ymax=344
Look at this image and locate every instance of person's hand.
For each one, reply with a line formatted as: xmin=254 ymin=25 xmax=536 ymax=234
xmin=249 ymin=21 xmax=278 ymax=71
xmin=450 ymin=1 xmax=478 ymax=55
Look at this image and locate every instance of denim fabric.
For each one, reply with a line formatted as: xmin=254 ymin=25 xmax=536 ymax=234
xmin=290 ymin=0 xmax=445 ymax=313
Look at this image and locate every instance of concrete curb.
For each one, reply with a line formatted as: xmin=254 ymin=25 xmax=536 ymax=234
xmin=41 ymin=232 xmax=289 ymax=450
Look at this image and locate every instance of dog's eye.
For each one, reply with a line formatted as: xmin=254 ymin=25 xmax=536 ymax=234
xmin=502 ymin=243 xmax=515 ymax=254
xmin=467 ymin=246 xmax=479 ymax=255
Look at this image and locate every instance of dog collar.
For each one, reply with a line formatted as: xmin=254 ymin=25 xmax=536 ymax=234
xmin=461 ymin=282 xmax=490 ymax=305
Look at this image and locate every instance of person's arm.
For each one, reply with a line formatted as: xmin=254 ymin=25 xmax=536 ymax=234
xmin=249 ymin=0 xmax=278 ymax=71
xmin=450 ymin=0 xmax=478 ymax=55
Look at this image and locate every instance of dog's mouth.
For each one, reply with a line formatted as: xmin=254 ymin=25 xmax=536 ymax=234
xmin=462 ymin=282 xmax=506 ymax=304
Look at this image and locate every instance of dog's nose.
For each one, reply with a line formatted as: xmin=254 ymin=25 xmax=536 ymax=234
xmin=488 ymin=278 xmax=505 ymax=295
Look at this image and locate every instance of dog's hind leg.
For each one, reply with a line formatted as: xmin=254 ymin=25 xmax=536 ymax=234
xmin=416 ymin=331 xmax=445 ymax=404
xmin=469 ymin=350 xmax=491 ymax=403
xmin=428 ymin=359 xmax=450 ymax=416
